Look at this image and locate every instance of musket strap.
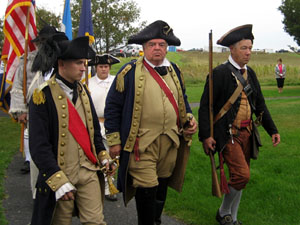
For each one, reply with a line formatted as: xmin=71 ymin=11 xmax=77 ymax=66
xmin=214 ymin=80 xmax=243 ymax=124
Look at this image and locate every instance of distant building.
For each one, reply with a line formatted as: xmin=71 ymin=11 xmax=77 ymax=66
xmin=203 ymin=46 xmax=228 ymax=52
xmin=168 ymin=46 xmax=177 ymax=52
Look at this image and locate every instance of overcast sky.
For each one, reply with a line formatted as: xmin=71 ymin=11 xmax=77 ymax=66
xmin=1 ymin=0 xmax=298 ymax=51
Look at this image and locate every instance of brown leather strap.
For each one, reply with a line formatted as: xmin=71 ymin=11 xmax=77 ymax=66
xmin=214 ymin=75 xmax=243 ymax=124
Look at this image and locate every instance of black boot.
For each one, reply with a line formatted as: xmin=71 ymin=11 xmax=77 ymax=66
xmin=135 ymin=186 xmax=157 ymax=225
xmin=155 ymin=178 xmax=169 ymax=225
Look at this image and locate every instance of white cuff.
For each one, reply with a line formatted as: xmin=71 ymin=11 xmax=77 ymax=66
xmin=55 ymin=182 xmax=76 ymax=201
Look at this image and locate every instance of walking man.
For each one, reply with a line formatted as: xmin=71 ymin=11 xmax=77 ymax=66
xmin=198 ymin=24 xmax=280 ymax=225
xmin=89 ymin=54 xmax=120 ymax=201
xmin=104 ymin=20 xmax=197 ymax=225
xmin=29 ymin=35 xmax=113 ymax=225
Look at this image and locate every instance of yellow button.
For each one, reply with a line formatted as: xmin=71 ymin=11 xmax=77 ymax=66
xmin=137 ymin=91 xmax=140 ymax=96
xmin=56 ymin=174 xmax=61 ymax=178
xmin=52 ymin=185 xmax=56 ymax=190
xmin=51 ymin=81 xmax=56 ymax=85
xmin=87 ymin=110 xmax=90 ymax=113
xmin=43 ymin=173 xmax=46 ymax=177
xmin=138 ymin=84 xmax=142 ymax=88
xmin=48 ymin=180 xmax=51 ymax=184
xmin=58 ymin=95 xmax=63 ymax=100
xmin=44 ymin=189 xmax=47 ymax=193
xmin=60 ymin=151 xmax=64 ymax=156
xmin=89 ymin=118 xmax=92 ymax=121
xmin=62 ymin=104 xmax=66 ymax=109
xmin=62 ymin=123 xmax=67 ymax=128
xmin=60 ymin=162 xmax=64 ymax=166
xmin=61 ymin=133 xmax=66 ymax=137
xmin=61 ymin=142 xmax=65 ymax=146
xmin=114 ymin=134 xmax=118 ymax=138
xmin=62 ymin=114 xmax=66 ymax=118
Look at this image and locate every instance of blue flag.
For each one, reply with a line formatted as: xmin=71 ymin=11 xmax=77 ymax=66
xmin=0 ymin=61 xmax=11 ymax=114
xmin=62 ymin=0 xmax=72 ymax=40
xmin=78 ymin=0 xmax=94 ymax=43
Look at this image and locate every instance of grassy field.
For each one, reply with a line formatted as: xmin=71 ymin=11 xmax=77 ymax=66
xmin=111 ymin=51 xmax=300 ymax=86
xmin=164 ymin=95 xmax=300 ymax=225
xmin=0 ymin=118 xmax=20 ymax=225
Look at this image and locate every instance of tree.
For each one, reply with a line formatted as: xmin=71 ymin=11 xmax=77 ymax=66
xmin=35 ymin=7 xmax=61 ymax=32
xmin=72 ymin=0 xmax=146 ymax=53
xmin=278 ymin=0 xmax=300 ymax=46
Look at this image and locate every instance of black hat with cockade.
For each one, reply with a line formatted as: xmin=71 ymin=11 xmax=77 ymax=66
xmin=58 ymin=36 xmax=92 ymax=60
xmin=88 ymin=53 xmax=120 ymax=66
xmin=128 ymin=20 xmax=181 ymax=46
xmin=217 ymin=24 xmax=254 ymax=47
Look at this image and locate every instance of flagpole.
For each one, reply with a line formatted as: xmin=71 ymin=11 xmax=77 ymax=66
xmin=20 ymin=5 xmax=31 ymax=153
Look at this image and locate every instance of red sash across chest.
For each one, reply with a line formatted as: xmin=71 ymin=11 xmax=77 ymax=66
xmin=67 ymin=99 xmax=97 ymax=164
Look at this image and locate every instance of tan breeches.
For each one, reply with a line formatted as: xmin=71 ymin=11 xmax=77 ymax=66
xmin=128 ymin=134 xmax=177 ymax=188
xmin=51 ymin=167 xmax=106 ymax=225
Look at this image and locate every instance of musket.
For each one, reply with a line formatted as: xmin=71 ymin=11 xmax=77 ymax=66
xmin=208 ymin=30 xmax=222 ymax=198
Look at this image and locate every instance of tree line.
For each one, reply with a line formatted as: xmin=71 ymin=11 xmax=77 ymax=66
xmin=0 ymin=0 xmax=146 ymax=55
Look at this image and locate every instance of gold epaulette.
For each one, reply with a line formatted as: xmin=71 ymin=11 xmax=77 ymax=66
xmin=32 ymin=81 xmax=48 ymax=105
xmin=176 ymin=63 xmax=185 ymax=89
xmin=116 ymin=64 xmax=132 ymax=92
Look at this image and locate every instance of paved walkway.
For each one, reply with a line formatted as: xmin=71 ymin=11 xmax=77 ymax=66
xmin=3 ymin=152 xmax=186 ymax=225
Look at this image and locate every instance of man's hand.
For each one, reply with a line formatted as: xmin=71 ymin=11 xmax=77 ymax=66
xmin=18 ymin=113 xmax=27 ymax=124
xmin=272 ymin=133 xmax=280 ymax=147
xmin=60 ymin=191 xmax=75 ymax=201
xmin=183 ymin=117 xmax=198 ymax=135
xmin=202 ymin=137 xmax=216 ymax=155
xmin=109 ymin=144 xmax=121 ymax=159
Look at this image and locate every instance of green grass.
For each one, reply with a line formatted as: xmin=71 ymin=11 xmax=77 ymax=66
xmin=164 ymin=97 xmax=300 ymax=225
xmin=0 ymin=118 xmax=20 ymax=224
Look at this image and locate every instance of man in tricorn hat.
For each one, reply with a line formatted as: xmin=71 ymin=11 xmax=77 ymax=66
xmin=29 ymin=35 xmax=114 ymax=225
xmin=88 ymin=54 xmax=120 ymax=201
xmin=104 ymin=20 xmax=197 ymax=224
xmin=9 ymin=24 xmax=65 ymax=198
xmin=198 ymin=24 xmax=280 ymax=225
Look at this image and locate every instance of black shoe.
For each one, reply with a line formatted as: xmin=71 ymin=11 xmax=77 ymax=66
xmin=21 ymin=161 xmax=30 ymax=174
xmin=216 ymin=210 xmax=233 ymax=225
xmin=105 ymin=194 xmax=117 ymax=201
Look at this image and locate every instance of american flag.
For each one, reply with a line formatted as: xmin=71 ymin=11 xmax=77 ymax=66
xmin=1 ymin=0 xmax=37 ymax=83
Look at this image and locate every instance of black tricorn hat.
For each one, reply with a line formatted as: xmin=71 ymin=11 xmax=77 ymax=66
xmin=58 ymin=36 xmax=92 ymax=60
xmin=88 ymin=53 xmax=120 ymax=66
xmin=31 ymin=25 xmax=60 ymax=43
xmin=217 ymin=24 xmax=254 ymax=47
xmin=128 ymin=20 xmax=181 ymax=46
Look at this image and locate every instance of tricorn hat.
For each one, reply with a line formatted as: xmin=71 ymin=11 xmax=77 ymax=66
xmin=88 ymin=54 xmax=120 ymax=66
xmin=128 ymin=20 xmax=181 ymax=46
xmin=58 ymin=36 xmax=92 ymax=60
xmin=217 ymin=24 xmax=254 ymax=47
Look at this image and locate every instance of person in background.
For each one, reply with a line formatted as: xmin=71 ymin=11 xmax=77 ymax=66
xmin=275 ymin=58 xmax=286 ymax=93
xmin=89 ymin=53 xmax=120 ymax=201
xmin=104 ymin=20 xmax=197 ymax=225
xmin=29 ymin=35 xmax=113 ymax=225
xmin=198 ymin=24 xmax=280 ymax=225
xmin=9 ymin=25 xmax=62 ymax=199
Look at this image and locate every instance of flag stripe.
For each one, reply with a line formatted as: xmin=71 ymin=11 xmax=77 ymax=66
xmin=2 ymin=0 xmax=37 ymax=82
